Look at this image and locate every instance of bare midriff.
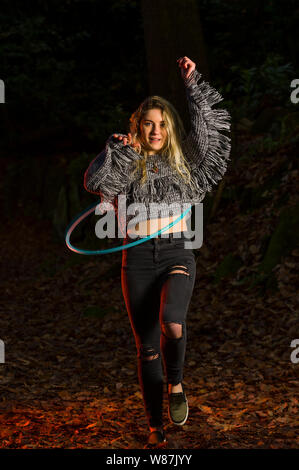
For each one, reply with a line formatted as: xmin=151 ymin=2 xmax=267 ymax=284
xmin=127 ymin=213 xmax=189 ymax=237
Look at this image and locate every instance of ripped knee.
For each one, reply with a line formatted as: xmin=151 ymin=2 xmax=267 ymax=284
xmin=140 ymin=345 xmax=160 ymax=362
xmin=162 ymin=321 xmax=183 ymax=339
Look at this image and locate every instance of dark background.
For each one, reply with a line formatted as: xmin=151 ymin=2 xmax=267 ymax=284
xmin=0 ymin=0 xmax=298 ymax=449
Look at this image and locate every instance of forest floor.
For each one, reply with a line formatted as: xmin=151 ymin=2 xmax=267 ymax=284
xmin=0 ymin=205 xmax=298 ymax=450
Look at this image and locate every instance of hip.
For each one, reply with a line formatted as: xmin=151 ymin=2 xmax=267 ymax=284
xmin=122 ymin=232 xmax=196 ymax=270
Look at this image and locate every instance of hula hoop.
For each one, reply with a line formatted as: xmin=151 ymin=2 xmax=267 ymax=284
xmin=65 ymin=202 xmax=192 ymax=255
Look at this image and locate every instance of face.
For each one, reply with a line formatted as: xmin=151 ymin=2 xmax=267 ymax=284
xmin=140 ymin=108 xmax=168 ymax=155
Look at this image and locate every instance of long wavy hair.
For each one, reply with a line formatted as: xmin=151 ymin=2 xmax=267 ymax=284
xmin=127 ymin=95 xmax=193 ymax=187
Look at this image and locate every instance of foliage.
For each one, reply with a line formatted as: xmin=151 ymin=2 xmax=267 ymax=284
xmin=198 ymin=0 xmax=298 ymax=76
xmin=198 ymin=0 xmax=298 ymax=120
xmin=0 ymin=0 xmax=147 ymax=143
xmin=229 ymin=53 xmax=295 ymax=118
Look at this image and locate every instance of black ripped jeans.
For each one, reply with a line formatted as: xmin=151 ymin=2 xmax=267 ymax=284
xmin=121 ymin=231 xmax=196 ymax=429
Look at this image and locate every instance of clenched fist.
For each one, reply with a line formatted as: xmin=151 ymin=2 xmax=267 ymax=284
xmin=177 ymin=56 xmax=196 ymax=80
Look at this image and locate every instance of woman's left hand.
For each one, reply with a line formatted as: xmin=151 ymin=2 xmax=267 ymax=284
xmin=177 ymin=56 xmax=196 ymax=79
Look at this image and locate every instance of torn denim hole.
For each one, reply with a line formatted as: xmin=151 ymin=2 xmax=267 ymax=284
xmin=140 ymin=345 xmax=160 ymax=362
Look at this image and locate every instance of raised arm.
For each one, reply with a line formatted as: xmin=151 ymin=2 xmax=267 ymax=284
xmin=178 ymin=57 xmax=231 ymax=192
xmin=84 ymin=133 xmax=143 ymax=204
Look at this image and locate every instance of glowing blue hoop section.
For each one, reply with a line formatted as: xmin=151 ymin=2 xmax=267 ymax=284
xmin=65 ymin=202 xmax=192 ymax=255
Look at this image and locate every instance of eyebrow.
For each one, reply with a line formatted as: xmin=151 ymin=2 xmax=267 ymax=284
xmin=143 ymin=119 xmax=165 ymax=123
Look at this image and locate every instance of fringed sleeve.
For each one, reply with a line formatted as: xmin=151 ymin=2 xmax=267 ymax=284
xmin=83 ymin=134 xmax=143 ymax=208
xmin=181 ymin=68 xmax=232 ymax=193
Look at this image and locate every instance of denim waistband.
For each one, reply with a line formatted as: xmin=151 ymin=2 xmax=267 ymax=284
xmin=124 ymin=231 xmax=192 ymax=244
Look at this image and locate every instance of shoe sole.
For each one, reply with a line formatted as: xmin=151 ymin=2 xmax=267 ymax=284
xmin=168 ymin=396 xmax=189 ymax=426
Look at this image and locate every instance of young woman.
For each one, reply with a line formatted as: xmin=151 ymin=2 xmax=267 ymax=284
xmin=84 ymin=56 xmax=231 ymax=448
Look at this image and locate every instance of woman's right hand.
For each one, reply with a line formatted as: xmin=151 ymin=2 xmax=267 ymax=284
xmin=113 ymin=133 xmax=141 ymax=152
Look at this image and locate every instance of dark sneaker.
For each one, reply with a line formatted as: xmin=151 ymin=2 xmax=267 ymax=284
xmin=144 ymin=430 xmax=167 ymax=449
xmin=168 ymin=384 xmax=188 ymax=426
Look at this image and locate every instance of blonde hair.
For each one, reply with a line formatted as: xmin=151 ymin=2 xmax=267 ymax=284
xmin=128 ymin=95 xmax=193 ymax=187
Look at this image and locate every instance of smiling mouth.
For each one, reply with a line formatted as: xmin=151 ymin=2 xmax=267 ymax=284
xmin=149 ymin=138 xmax=161 ymax=142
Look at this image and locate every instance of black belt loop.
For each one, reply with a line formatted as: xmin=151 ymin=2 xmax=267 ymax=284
xmin=169 ymin=232 xmax=175 ymax=243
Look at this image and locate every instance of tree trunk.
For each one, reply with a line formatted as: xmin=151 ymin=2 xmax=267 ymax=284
xmin=141 ymin=0 xmax=209 ymax=133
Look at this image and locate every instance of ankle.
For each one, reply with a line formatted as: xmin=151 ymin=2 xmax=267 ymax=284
xmin=168 ymin=382 xmax=183 ymax=394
